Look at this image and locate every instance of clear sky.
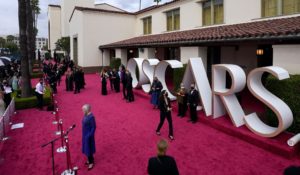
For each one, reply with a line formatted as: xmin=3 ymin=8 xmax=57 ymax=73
xmin=0 ymin=0 xmax=171 ymax=38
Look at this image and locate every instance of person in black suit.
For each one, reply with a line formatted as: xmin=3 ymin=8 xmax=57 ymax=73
xmin=156 ymin=90 xmax=174 ymax=140
xmin=147 ymin=139 xmax=179 ymax=175
xmin=188 ymin=84 xmax=199 ymax=123
xmin=74 ymin=67 xmax=81 ymax=94
xmin=126 ymin=71 xmax=134 ymax=102
xmin=112 ymin=69 xmax=120 ymax=92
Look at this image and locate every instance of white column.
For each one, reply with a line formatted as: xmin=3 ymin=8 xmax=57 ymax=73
xmin=115 ymin=49 xmax=128 ymax=66
xmin=138 ymin=48 xmax=156 ymax=59
xmin=180 ymin=47 xmax=199 ymax=64
xmin=273 ymin=45 xmax=300 ymax=75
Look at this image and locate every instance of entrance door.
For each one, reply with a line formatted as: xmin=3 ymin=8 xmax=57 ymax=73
xmin=127 ymin=49 xmax=138 ymax=61
xmin=73 ymin=37 xmax=78 ymax=65
xmin=257 ymin=45 xmax=273 ymax=67
xmin=207 ymin=46 xmax=221 ymax=83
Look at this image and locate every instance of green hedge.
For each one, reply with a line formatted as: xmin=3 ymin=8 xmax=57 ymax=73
xmin=110 ymin=58 xmax=121 ymax=69
xmin=12 ymin=87 xmax=51 ymax=109
xmin=31 ymin=72 xmax=43 ymax=78
xmin=173 ymin=64 xmax=187 ymax=91
xmin=265 ymin=74 xmax=300 ymax=133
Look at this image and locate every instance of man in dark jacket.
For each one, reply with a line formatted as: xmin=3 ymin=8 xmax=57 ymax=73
xmin=147 ymin=139 xmax=179 ymax=175
xmin=188 ymin=83 xmax=199 ymax=123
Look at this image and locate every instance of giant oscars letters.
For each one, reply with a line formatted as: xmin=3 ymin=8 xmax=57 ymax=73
xmin=126 ymin=57 xmax=295 ymax=141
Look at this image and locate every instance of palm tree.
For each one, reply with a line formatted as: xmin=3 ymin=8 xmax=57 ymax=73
xmin=26 ymin=0 xmax=34 ymax=73
xmin=18 ymin=0 xmax=32 ymax=97
xmin=154 ymin=0 xmax=161 ymax=5
xmin=31 ymin=0 xmax=40 ymax=58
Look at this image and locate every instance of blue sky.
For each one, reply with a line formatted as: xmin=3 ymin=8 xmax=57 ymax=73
xmin=0 ymin=0 xmax=171 ymax=38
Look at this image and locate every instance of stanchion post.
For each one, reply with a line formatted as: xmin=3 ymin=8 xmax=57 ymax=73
xmin=2 ymin=116 xmax=8 ymax=141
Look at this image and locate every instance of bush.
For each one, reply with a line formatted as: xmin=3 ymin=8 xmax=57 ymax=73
xmin=265 ymin=74 xmax=300 ymax=133
xmin=45 ymin=52 xmax=51 ymax=60
xmin=173 ymin=64 xmax=187 ymax=91
xmin=110 ymin=58 xmax=121 ymax=69
xmin=12 ymin=87 xmax=51 ymax=110
xmin=31 ymin=72 xmax=43 ymax=78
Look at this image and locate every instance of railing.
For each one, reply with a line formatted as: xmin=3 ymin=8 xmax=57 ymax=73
xmin=0 ymin=98 xmax=16 ymax=141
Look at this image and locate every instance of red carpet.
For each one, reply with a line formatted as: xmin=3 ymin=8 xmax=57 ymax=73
xmin=0 ymin=73 xmax=299 ymax=175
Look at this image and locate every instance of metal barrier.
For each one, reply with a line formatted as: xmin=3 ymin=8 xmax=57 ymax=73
xmin=1 ymin=98 xmax=16 ymax=141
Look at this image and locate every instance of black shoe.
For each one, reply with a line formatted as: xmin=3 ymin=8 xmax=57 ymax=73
xmin=169 ymin=135 xmax=174 ymax=140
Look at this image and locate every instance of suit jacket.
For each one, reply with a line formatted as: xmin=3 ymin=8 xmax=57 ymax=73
xmin=188 ymin=89 xmax=199 ymax=106
xmin=159 ymin=96 xmax=171 ymax=113
xmin=147 ymin=155 xmax=179 ymax=175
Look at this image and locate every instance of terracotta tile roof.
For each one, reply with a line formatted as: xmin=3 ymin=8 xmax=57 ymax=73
xmin=134 ymin=0 xmax=181 ymax=15
xmin=48 ymin=4 xmax=61 ymax=8
xmin=100 ymin=16 xmax=300 ymax=49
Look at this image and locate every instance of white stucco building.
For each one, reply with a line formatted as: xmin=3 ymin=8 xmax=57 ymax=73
xmin=48 ymin=0 xmax=300 ymax=74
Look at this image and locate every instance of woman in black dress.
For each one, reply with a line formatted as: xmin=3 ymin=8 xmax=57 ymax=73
xmin=101 ymin=70 xmax=107 ymax=95
xmin=156 ymin=90 xmax=174 ymax=140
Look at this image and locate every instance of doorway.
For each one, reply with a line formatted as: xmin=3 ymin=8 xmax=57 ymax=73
xmin=73 ymin=37 xmax=78 ymax=65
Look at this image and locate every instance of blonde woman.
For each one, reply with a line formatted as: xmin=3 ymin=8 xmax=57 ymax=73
xmin=82 ymin=104 xmax=96 ymax=170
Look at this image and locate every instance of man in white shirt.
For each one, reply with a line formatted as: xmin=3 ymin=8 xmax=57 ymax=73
xmin=35 ymin=78 xmax=45 ymax=110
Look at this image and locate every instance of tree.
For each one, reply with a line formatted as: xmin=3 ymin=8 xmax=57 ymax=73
xmin=26 ymin=0 xmax=34 ymax=73
xmin=6 ymin=35 xmax=15 ymax=43
xmin=55 ymin=37 xmax=70 ymax=55
xmin=5 ymin=42 xmax=19 ymax=54
xmin=31 ymin=0 xmax=40 ymax=57
xmin=154 ymin=0 xmax=161 ymax=5
xmin=18 ymin=0 xmax=32 ymax=97
xmin=0 ymin=37 xmax=6 ymax=48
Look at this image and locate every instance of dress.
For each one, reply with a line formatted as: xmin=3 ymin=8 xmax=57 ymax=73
xmin=151 ymin=81 xmax=163 ymax=106
xmin=101 ymin=74 xmax=107 ymax=95
xmin=82 ymin=113 xmax=96 ymax=157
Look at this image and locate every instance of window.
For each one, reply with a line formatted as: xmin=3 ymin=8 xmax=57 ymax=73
xmin=202 ymin=0 xmax=224 ymax=26
xmin=262 ymin=0 xmax=300 ymax=17
xmin=143 ymin=16 xmax=152 ymax=35
xmin=166 ymin=9 xmax=180 ymax=31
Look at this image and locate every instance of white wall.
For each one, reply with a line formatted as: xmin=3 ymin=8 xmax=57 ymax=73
xmin=224 ymin=0 xmax=260 ymax=24
xmin=180 ymin=47 xmax=200 ymax=64
xmin=78 ymin=11 xmax=135 ymax=67
xmin=221 ymin=45 xmax=257 ymax=74
xmin=48 ymin=7 xmax=61 ymax=54
xmin=69 ymin=10 xmax=84 ymax=66
xmin=138 ymin=48 xmax=155 ymax=59
xmin=135 ymin=0 xmax=201 ymax=36
xmin=94 ymin=3 xmax=125 ymax=12
xmin=273 ymin=45 xmax=300 ymax=75
xmin=61 ymin=0 xmax=94 ymax=37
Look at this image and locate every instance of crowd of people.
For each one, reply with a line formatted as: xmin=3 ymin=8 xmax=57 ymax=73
xmin=100 ymin=65 xmax=134 ymax=102
xmin=0 ymin=62 xmax=21 ymax=115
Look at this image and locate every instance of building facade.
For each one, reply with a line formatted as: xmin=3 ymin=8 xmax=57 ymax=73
xmin=48 ymin=0 xmax=300 ymax=74
xmin=1 ymin=34 xmax=48 ymax=51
